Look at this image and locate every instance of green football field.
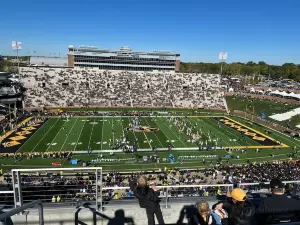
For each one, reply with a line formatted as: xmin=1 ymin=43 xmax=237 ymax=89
xmin=2 ymin=114 xmax=300 ymax=172
xmin=17 ymin=116 xmax=279 ymax=152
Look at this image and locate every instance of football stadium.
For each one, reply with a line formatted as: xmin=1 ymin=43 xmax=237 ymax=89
xmin=1 ymin=4 xmax=300 ymax=223
xmin=1 ymin=61 xmax=300 ymax=224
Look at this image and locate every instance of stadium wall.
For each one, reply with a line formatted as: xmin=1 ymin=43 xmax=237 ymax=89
xmin=30 ymin=57 xmax=68 ymax=66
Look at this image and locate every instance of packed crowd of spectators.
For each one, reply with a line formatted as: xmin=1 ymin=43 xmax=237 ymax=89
xmin=20 ymin=67 xmax=226 ymax=109
xmin=1 ymin=160 xmax=300 ymax=207
xmin=215 ymin=161 xmax=300 ymax=184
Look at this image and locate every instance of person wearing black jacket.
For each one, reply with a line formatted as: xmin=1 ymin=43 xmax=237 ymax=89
xmin=215 ymin=188 xmax=255 ymax=225
xmin=129 ymin=175 xmax=165 ymax=225
xmin=257 ymin=178 xmax=300 ymax=224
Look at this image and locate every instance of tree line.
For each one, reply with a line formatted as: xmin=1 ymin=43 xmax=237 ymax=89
xmin=180 ymin=61 xmax=300 ymax=81
xmin=1 ymin=56 xmax=300 ymax=81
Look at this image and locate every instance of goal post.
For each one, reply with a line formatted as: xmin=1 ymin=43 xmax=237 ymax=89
xmin=11 ymin=167 xmax=103 ymax=210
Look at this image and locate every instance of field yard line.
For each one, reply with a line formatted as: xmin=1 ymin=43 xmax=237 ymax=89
xmin=73 ymin=119 xmax=87 ymax=151
xmin=207 ymin=119 xmax=257 ymax=147
xmin=126 ymin=117 xmax=141 ymax=149
xmin=199 ymin=118 xmax=237 ymax=146
xmin=87 ymin=118 xmax=96 ymax=151
xmin=45 ymin=119 xmax=69 ymax=152
xmin=144 ymin=118 xmax=164 ymax=147
xmin=59 ymin=118 xmax=78 ymax=152
xmin=158 ymin=117 xmax=188 ymax=147
xmin=152 ymin=117 xmax=179 ymax=148
xmin=16 ymin=119 xmax=50 ymax=153
xmin=100 ymin=116 xmax=105 ymax=150
xmin=143 ymin=132 xmax=152 ymax=149
xmin=196 ymin=118 xmax=231 ymax=147
xmin=29 ymin=119 xmax=60 ymax=153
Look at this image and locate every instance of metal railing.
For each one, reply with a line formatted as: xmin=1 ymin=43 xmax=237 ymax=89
xmin=11 ymin=167 xmax=103 ymax=209
xmin=102 ymin=184 xmax=233 ymax=209
xmin=0 ymin=200 xmax=44 ymax=225
xmin=0 ymin=191 xmax=14 ymax=208
xmin=238 ymin=180 xmax=300 ymax=189
xmin=3 ymin=174 xmax=300 ymax=211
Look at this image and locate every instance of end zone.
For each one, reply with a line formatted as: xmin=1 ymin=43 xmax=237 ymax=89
xmin=0 ymin=118 xmax=48 ymax=153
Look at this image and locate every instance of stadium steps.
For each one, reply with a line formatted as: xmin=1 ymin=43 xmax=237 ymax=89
xmin=223 ymin=97 xmax=229 ymax=113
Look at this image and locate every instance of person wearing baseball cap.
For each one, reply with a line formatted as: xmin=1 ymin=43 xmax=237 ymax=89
xmin=214 ymin=188 xmax=255 ymax=225
xmin=226 ymin=188 xmax=247 ymax=202
xmin=257 ymin=178 xmax=300 ymax=224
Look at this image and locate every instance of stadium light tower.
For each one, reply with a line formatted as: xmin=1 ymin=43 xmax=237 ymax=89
xmin=12 ymin=41 xmax=22 ymax=74
xmin=218 ymin=52 xmax=228 ymax=76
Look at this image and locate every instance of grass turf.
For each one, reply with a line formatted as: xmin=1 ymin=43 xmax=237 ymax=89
xmin=1 ymin=114 xmax=300 ymax=172
xmin=18 ymin=116 xmax=266 ymax=152
xmin=226 ymin=95 xmax=300 ymax=128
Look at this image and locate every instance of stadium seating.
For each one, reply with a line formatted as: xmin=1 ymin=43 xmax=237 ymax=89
xmin=20 ymin=67 xmax=226 ymax=109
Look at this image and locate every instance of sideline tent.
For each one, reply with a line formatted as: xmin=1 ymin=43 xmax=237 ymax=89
xmin=270 ymin=90 xmax=281 ymax=96
xmin=292 ymin=94 xmax=300 ymax=100
xmin=279 ymin=91 xmax=288 ymax=97
xmin=258 ymin=90 xmax=264 ymax=94
xmin=270 ymin=107 xmax=300 ymax=121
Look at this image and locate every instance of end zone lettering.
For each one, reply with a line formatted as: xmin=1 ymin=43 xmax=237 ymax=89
xmin=219 ymin=118 xmax=279 ymax=146
xmin=1 ymin=119 xmax=47 ymax=153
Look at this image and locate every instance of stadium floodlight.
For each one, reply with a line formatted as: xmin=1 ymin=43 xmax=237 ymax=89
xmin=218 ymin=52 xmax=228 ymax=76
xmin=12 ymin=41 xmax=22 ymax=73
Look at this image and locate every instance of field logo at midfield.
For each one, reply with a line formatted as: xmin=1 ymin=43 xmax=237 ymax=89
xmin=129 ymin=126 xmax=159 ymax=133
xmin=219 ymin=117 xmax=288 ymax=148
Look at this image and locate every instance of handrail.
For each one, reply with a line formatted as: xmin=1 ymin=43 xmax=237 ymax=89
xmin=0 ymin=191 xmax=14 ymax=194
xmin=0 ymin=200 xmax=44 ymax=225
xmin=239 ymin=180 xmax=300 ymax=186
xmin=102 ymin=184 xmax=233 ymax=190
xmin=12 ymin=167 xmax=102 ymax=172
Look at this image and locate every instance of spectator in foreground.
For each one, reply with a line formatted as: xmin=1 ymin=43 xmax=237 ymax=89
xmin=191 ymin=200 xmax=213 ymax=225
xmin=215 ymin=188 xmax=255 ymax=225
xmin=257 ymin=178 xmax=300 ymax=224
xmin=129 ymin=175 xmax=164 ymax=225
xmin=191 ymin=200 xmax=228 ymax=225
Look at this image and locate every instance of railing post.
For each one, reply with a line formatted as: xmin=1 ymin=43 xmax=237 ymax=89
xmin=0 ymin=200 xmax=44 ymax=224
xmin=12 ymin=170 xmax=23 ymax=208
xmin=95 ymin=169 xmax=98 ymax=210
xmin=37 ymin=202 xmax=44 ymax=225
xmin=75 ymin=208 xmax=81 ymax=225
xmin=99 ymin=168 xmax=103 ymax=212
xmin=165 ymin=187 xmax=168 ymax=209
